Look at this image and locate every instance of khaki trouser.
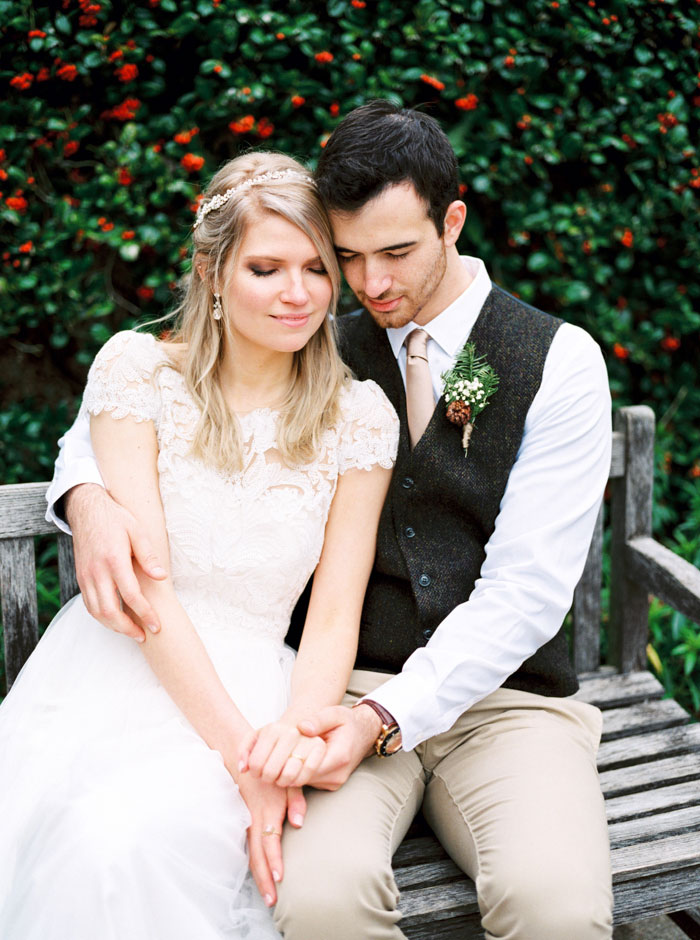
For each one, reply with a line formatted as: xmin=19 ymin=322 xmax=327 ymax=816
xmin=275 ymin=669 xmax=613 ymax=940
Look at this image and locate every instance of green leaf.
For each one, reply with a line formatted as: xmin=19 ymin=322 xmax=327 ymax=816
xmin=55 ymin=13 xmax=71 ymax=34
xmin=527 ymin=251 xmax=552 ymax=273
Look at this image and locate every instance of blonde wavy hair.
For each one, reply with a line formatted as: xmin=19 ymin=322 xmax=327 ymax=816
xmin=168 ymin=152 xmax=351 ymax=474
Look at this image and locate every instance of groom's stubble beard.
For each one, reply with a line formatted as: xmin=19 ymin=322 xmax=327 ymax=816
xmin=354 ymin=239 xmax=449 ymax=330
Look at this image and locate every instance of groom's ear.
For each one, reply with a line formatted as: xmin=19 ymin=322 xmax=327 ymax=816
xmin=442 ymin=200 xmax=467 ymax=247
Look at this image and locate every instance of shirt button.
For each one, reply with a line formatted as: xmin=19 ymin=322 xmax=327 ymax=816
xmin=405 ymin=526 xmax=416 ymax=538
xmin=422 ymin=628 xmax=433 ymax=639
xmin=402 ymin=477 xmax=414 ymax=489
xmin=418 ymin=574 xmax=431 ymax=587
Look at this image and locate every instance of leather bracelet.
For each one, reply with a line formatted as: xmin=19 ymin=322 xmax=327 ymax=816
xmin=354 ymin=699 xmax=403 ymax=757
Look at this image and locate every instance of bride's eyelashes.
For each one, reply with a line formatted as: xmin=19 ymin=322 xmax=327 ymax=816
xmin=249 ymin=266 xmax=329 ymax=278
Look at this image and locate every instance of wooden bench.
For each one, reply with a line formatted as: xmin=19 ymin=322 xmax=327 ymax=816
xmin=2 ymin=404 xmax=700 ymax=936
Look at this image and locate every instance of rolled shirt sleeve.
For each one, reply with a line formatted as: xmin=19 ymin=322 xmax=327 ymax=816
xmin=45 ymin=412 xmax=102 ymax=534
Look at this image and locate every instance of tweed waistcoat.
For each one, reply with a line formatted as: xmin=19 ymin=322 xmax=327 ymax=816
xmin=337 ymin=285 xmax=579 ymax=698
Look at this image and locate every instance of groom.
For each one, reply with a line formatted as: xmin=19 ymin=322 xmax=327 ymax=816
xmin=47 ymin=101 xmax=613 ymax=938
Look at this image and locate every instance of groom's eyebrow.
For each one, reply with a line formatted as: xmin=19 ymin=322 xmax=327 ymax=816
xmin=334 ymin=241 xmax=417 ymax=254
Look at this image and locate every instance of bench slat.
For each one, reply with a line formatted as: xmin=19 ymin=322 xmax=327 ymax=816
xmin=627 ymin=535 xmax=700 ymax=626
xmin=606 ymin=780 xmax=700 ymax=824
xmin=398 ymin=879 xmax=478 ymax=921
xmin=57 ymin=533 xmax=79 ymax=605
xmin=0 ymin=537 xmax=40 ymax=686
xmin=576 ymin=670 xmax=665 ymax=709
xmin=613 ymin=865 xmax=700 ymax=925
xmin=600 ymin=698 xmax=690 ymax=740
xmin=598 ymin=723 xmax=700 ymax=771
xmin=600 ymin=752 xmax=700 ymax=798
xmin=612 ymin=831 xmax=700 ymax=880
xmin=572 ymin=501 xmax=604 ymax=672
xmin=609 ymin=804 xmax=700 ymax=848
xmin=0 ymin=482 xmax=55 ymax=538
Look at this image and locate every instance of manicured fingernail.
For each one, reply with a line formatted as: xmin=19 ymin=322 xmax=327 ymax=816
xmin=273 ymin=870 xmax=281 ymax=882
xmin=147 ymin=623 xmax=159 ymax=634
xmin=292 ymin=813 xmax=304 ymax=827
xmin=265 ymin=894 xmax=274 ymax=907
xmin=152 ymin=566 xmax=167 ymax=577
xmin=238 ymin=760 xmax=247 ymax=774
xmin=135 ymin=634 xmax=145 ymax=644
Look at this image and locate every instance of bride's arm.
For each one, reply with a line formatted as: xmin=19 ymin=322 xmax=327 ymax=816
xmin=90 ymin=410 xmax=253 ymax=779
xmin=241 ymin=461 xmax=392 ymax=787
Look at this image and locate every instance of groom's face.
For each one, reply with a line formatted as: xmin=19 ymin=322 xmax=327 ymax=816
xmin=329 ymin=182 xmax=448 ymax=329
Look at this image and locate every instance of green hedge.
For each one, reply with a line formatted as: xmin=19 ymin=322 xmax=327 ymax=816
xmin=1 ymin=0 xmax=699 ymax=705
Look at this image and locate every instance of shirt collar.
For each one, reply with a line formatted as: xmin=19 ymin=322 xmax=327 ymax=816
xmin=386 ymin=256 xmax=492 ymax=360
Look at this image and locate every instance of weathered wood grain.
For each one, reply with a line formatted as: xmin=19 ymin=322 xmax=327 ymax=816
xmin=612 ymin=866 xmax=700 ymax=924
xmin=572 ymin=501 xmax=604 ymax=672
xmin=403 ymin=914 xmax=483 ymax=940
xmin=605 ymin=779 xmax=700 ymax=824
xmin=600 ymin=698 xmax=690 ymax=740
xmin=610 ymin=430 xmax=625 ymax=479
xmin=598 ymin=723 xmax=700 ymax=771
xmin=609 ymin=406 xmax=655 ymax=672
xmin=600 ymin=753 xmax=700 ymax=798
xmin=57 ymin=533 xmax=79 ymax=605
xmin=627 ymin=535 xmax=700 ymax=626
xmin=398 ymin=880 xmax=478 ymax=921
xmin=0 ymin=537 xmax=39 ymax=686
xmin=395 ymin=858 xmax=462 ymax=890
xmin=609 ymin=804 xmax=700 ymax=848
xmin=611 ymin=831 xmax=700 ymax=881
xmin=576 ymin=670 xmax=665 ymax=709
xmin=0 ymin=482 xmax=55 ymax=538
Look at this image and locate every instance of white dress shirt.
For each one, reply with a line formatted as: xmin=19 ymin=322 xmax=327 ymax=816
xmin=46 ymin=256 xmax=611 ymax=752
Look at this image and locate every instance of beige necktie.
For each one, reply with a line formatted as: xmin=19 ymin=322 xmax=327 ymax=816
xmin=405 ymin=329 xmax=435 ymax=448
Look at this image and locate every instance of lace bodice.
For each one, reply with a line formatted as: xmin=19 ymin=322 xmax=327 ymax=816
xmin=81 ymin=331 xmax=399 ymax=643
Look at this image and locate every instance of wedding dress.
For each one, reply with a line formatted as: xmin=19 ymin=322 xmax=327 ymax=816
xmin=0 ymin=330 xmax=398 ymax=939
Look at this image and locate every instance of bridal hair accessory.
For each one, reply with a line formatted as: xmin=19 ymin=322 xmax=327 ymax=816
xmin=193 ymin=169 xmax=315 ymax=229
xmin=441 ymin=342 xmax=499 ymax=457
xmin=212 ymin=292 xmax=223 ymax=320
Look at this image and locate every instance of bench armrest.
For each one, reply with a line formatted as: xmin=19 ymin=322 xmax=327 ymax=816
xmin=626 ymin=536 xmax=700 ymax=625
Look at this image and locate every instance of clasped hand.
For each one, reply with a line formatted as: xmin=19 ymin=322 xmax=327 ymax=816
xmin=240 ymin=705 xmax=377 ymax=793
xmin=238 ymin=720 xmax=327 ymax=788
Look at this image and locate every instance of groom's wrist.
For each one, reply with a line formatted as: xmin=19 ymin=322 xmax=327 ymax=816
xmin=351 ymin=702 xmax=384 ymax=757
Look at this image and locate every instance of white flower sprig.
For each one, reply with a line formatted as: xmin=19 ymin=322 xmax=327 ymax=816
xmin=441 ymin=343 xmax=499 ymax=456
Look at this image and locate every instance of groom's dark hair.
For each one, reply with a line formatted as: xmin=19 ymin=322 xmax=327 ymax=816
xmin=315 ymin=99 xmax=460 ymax=236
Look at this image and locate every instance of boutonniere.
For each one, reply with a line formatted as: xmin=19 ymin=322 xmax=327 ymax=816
xmin=441 ymin=343 xmax=499 ymax=456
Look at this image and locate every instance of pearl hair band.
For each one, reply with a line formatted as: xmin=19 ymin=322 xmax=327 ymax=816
xmin=193 ymin=169 xmax=315 ymax=229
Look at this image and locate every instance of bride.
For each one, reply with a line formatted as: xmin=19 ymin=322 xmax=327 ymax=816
xmin=0 ymin=152 xmax=398 ymax=938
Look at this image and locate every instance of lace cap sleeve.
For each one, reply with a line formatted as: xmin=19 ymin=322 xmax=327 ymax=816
xmin=337 ymin=379 xmax=399 ymax=474
xmin=82 ymin=331 xmax=162 ymax=424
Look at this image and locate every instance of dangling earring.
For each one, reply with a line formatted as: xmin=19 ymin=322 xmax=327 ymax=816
xmin=213 ymin=292 xmax=223 ymax=320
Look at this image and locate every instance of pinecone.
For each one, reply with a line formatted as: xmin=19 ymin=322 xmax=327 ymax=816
xmin=446 ymin=400 xmax=471 ymax=427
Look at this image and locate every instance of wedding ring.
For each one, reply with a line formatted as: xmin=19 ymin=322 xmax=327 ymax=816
xmin=262 ymin=825 xmax=281 ymax=837
xmin=290 ymin=753 xmax=305 ymax=761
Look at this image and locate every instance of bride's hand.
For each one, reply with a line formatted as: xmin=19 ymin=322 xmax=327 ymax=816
xmin=238 ymin=721 xmax=327 ymax=788
xmin=238 ymin=774 xmax=306 ymax=907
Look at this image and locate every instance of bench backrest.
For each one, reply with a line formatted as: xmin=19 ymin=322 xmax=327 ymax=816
xmin=0 ymin=405 xmax=657 ymax=692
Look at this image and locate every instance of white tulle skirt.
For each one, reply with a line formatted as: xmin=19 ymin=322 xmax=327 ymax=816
xmin=0 ymin=595 xmax=295 ymax=939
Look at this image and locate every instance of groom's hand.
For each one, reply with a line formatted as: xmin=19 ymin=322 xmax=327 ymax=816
xmin=66 ymin=483 xmax=167 ymax=641
xmin=296 ymin=704 xmax=382 ymax=790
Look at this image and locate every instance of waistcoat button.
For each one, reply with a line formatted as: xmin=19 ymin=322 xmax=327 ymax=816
xmin=402 ymin=477 xmax=414 ymax=489
xmin=422 ymin=628 xmax=433 ymax=639
xmin=405 ymin=526 xmax=415 ymax=538
xmin=418 ymin=574 xmax=431 ymax=587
